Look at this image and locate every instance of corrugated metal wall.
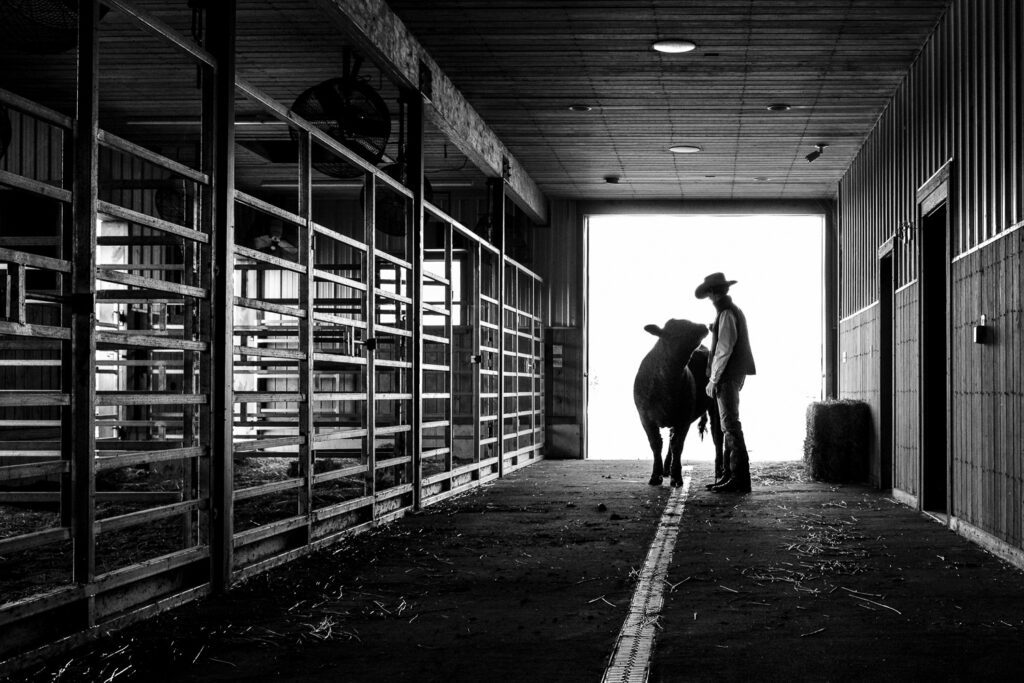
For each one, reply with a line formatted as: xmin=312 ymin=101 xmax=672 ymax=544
xmin=837 ymin=0 xmax=1024 ymax=549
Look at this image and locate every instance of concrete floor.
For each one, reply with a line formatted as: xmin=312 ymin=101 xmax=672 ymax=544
xmin=11 ymin=459 xmax=1024 ymax=682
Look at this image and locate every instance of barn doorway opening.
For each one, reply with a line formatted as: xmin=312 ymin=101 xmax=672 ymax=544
xmin=918 ymin=200 xmax=950 ymax=513
xmin=586 ymin=214 xmax=825 ymax=462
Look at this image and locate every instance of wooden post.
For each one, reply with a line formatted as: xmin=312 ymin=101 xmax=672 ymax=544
xmin=206 ymin=0 xmax=236 ymax=592
xmin=297 ymin=130 xmax=314 ymax=533
xmin=71 ymin=0 xmax=100 ymax=621
xmin=491 ymin=176 xmax=506 ymax=477
xmin=406 ymin=86 xmax=425 ymax=509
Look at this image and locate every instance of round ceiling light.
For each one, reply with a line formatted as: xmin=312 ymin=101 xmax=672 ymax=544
xmin=766 ymin=103 xmax=792 ymax=112
xmin=652 ymin=39 xmax=697 ymax=54
xmin=669 ymin=144 xmax=703 ymax=154
xmin=568 ymin=104 xmax=593 ymax=112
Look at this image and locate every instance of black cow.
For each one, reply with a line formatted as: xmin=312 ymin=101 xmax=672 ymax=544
xmin=633 ymin=318 xmax=723 ymax=487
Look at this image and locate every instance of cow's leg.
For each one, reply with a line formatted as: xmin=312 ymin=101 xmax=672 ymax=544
xmin=667 ymin=426 xmax=686 ymax=487
xmin=641 ymin=416 xmax=664 ymax=485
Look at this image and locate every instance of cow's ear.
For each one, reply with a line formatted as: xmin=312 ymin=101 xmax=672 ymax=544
xmin=643 ymin=324 xmax=662 ymax=337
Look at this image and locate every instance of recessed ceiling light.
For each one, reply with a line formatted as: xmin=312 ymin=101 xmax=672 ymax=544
xmin=652 ymin=40 xmax=697 ymax=54
xmin=568 ymin=104 xmax=593 ymax=112
xmin=766 ymin=103 xmax=792 ymax=112
xmin=669 ymin=145 xmax=702 ymax=154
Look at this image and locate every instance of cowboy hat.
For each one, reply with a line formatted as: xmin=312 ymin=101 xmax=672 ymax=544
xmin=694 ymin=272 xmax=738 ymax=299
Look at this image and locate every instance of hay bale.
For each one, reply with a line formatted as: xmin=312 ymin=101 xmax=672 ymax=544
xmin=803 ymin=399 xmax=871 ymax=483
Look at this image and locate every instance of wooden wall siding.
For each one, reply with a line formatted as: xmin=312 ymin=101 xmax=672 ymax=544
xmin=893 ymin=284 xmax=921 ymax=496
xmin=838 ymin=306 xmax=880 ymax=484
xmin=838 ymin=0 xmax=1023 ymax=318
xmin=950 ymin=229 xmax=1023 ymax=546
xmin=0 ymin=107 xmax=65 ymax=185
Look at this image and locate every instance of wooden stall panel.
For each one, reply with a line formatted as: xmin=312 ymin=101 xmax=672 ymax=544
xmin=838 ymin=305 xmax=880 ymax=481
xmin=893 ymin=283 xmax=920 ymax=497
xmin=502 ymin=259 xmax=544 ymax=474
xmin=420 ymin=211 xmax=454 ymax=501
xmin=0 ymin=92 xmax=74 ymax=613
xmin=447 ymin=225 xmax=480 ymax=478
xmin=87 ymin=9 xmax=212 ymax=612
xmin=478 ymin=246 xmax=501 ymax=473
xmin=309 ymin=184 xmax=374 ymax=541
xmin=230 ymin=192 xmax=308 ymax=572
xmin=371 ymin=180 xmax=414 ymax=518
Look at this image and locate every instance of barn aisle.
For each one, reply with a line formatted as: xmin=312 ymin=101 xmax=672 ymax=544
xmin=11 ymin=459 xmax=1024 ymax=682
xmin=650 ymin=463 xmax=1024 ymax=682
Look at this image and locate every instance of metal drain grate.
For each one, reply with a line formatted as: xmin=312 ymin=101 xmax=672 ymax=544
xmin=601 ymin=467 xmax=692 ymax=683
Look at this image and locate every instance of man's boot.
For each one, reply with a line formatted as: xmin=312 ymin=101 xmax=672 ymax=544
xmin=706 ymin=444 xmax=731 ymax=490
xmin=711 ymin=434 xmax=750 ymax=494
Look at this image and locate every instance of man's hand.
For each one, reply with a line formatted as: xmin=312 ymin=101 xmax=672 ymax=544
xmin=705 ymin=381 xmax=716 ymax=399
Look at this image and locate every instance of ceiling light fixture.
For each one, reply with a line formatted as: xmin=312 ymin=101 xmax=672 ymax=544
xmin=805 ymin=143 xmax=829 ymax=163
xmin=568 ymin=104 xmax=593 ymax=112
xmin=652 ymin=39 xmax=697 ymax=53
xmin=766 ymin=103 xmax=791 ymax=112
xmin=669 ymin=144 xmax=702 ymax=154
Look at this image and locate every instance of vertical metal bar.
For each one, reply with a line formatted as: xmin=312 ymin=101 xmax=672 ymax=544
xmin=364 ymin=173 xmax=377 ymax=515
xmin=206 ymin=0 xmax=236 ymax=592
xmin=491 ymin=178 xmax=506 ymax=477
xmin=71 ymin=0 xmax=99 ymax=619
xmin=473 ymin=242 xmax=482 ymax=468
xmin=406 ymin=88 xmax=425 ymax=509
xmin=444 ymin=221 xmax=454 ymax=476
xmin=297 ymin=130 xmax=314 ymax=534
xmin=59 ymin=121 xmax=75 ymax=532
xmin=182 ymin=221 xmax=198 ymax=547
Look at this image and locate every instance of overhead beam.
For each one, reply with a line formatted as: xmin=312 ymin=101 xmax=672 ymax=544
xmin=312 ymin=0 xmax=548 ymax=225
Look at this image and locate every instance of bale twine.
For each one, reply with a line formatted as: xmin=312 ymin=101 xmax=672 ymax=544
xmin=803 ymin=399 xmax=871 ymax=483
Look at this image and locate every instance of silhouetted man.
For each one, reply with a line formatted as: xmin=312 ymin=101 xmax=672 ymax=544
xmin=695 ymin=272 xmax=756 ymax=493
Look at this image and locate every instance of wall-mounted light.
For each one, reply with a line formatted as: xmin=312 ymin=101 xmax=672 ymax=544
xmin=805 ymin=143 xmax=828 ymax=163
xmin=973 ymin=314 xmax=989 ymax=344
xmin=652 ymin=39 xmax=697 ymax=53
xmin=897 ymin=219 xmax=917 ymax=244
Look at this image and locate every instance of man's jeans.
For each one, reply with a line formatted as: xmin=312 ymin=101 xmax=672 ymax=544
xmin=716 ymin=377 xmax=747 ymax=470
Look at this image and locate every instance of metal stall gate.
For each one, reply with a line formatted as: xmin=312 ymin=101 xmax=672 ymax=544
xmin=503 ymin=259 xmax=545 ymax=473
xmin=0 ymin=2 xmax=544 ymax=668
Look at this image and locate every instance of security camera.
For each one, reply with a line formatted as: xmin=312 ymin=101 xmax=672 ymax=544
xmin=805 ymin=143 xmax=828 ymax=163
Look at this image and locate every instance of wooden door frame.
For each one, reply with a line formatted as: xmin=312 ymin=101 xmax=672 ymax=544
xmin=915 ymin=159 xmax=954 ymax=515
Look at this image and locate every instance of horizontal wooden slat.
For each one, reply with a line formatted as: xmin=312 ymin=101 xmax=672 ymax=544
xmin=235 ymin=245 xmax=308 ymax=274
xmin=97 ymin=201 xmax=208 ymax=244
xmin=0 ymin=248 xmax=71 ymax=273
xmin=96 ymin=268 xmax=207 ymax=299
xmin=97 ymin=130 xmax=209 ymax=185
xmin=0 ymin=170 xmax=71 ymax=203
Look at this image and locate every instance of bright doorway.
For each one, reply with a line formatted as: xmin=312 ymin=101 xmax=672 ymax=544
xmin=586 ymin=214 xmax=824 ymax=461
